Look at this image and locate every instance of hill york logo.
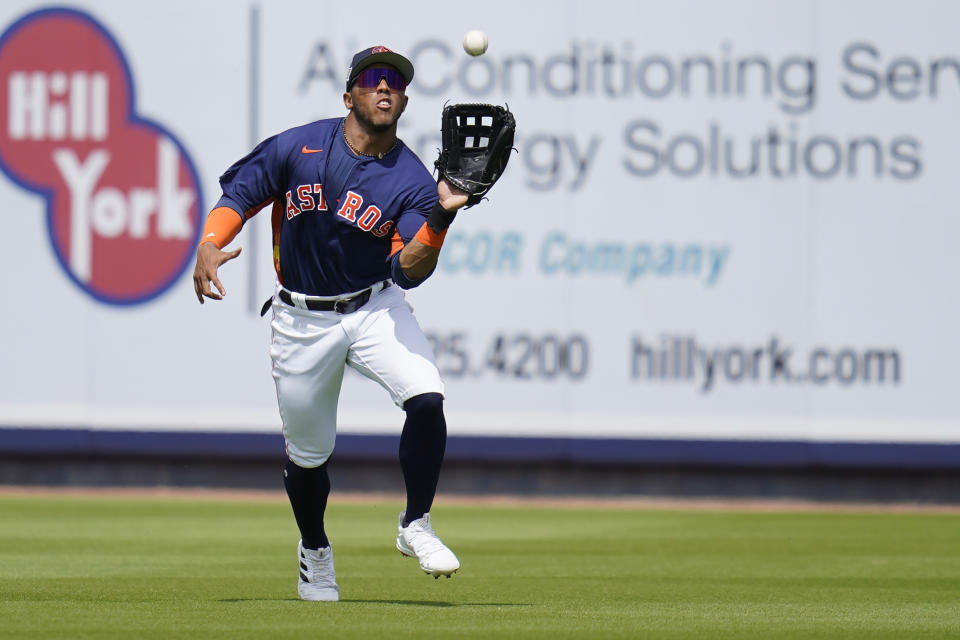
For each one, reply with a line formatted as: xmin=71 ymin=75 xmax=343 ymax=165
xmin=0 ymin=8 xmax=202 ymax=304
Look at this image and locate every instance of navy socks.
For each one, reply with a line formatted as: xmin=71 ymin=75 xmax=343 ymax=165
xmin=283 ymin=459 xmax=330 ymax=550
xmin=399 ymin=392 xmax=447 ymax=525
xmin=284 ymin=392 xmax=447 ymax=541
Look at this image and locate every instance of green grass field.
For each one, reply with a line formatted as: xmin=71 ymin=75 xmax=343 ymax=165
xmin=0 ymin=493 xmax=958 ymax=639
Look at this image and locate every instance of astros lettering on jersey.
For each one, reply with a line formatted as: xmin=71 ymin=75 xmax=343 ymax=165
xmin=216 ymin=117 xmax=437 ymax=296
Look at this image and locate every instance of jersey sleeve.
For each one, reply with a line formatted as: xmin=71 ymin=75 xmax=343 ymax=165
xmin=395 ymin=188 xmax=436 ymax=243
xmin=215 ymin=134 xmax=286 ymax=220
xmin=389 ymin=180 xmax=439 ymax=289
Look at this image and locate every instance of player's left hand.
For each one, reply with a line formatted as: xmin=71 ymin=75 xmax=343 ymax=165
xmin=437 ymin=177 xmax=469 ymax=212
xmin=193 ymin=242 xmax=242 ymax=304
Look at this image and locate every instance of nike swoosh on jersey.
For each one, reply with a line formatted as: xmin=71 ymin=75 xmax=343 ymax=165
xmin=301 ymin=145 xmax=323 ymax=154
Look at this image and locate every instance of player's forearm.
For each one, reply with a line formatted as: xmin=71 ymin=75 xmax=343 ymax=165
xmin=393 ymin=202 xmax=457 ymax=286
xmin=398 ymin=239 xmax=441 ymax=280
xmin=200 ymin=206 xmax=244 ymax=249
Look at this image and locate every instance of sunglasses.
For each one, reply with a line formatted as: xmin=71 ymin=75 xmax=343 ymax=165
xmin=352 ymin=67 xmax=407 ymax=91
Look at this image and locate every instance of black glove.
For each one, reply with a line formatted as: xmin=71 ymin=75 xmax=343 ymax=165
xmin=434 ymin=103 xmax=516 ymax=208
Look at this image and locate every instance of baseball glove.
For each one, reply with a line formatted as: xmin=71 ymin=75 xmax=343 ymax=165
xmin=435 ymin=103 xmax=516 ymax=207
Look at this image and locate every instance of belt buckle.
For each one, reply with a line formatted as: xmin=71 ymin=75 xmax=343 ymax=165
xmin=333 ymin=297 xmax=350 ymax=314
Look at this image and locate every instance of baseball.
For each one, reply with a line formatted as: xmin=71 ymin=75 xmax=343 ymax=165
xmin=462 ymin=30 xmax=488 ymax=56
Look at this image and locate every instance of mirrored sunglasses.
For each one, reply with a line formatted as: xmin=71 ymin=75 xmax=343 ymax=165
xmin=353 ymin=67 xmax=407 ymax=91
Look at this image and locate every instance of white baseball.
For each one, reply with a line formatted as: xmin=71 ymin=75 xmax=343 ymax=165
xmin=462 ymin=30 xmax=488 ymax=56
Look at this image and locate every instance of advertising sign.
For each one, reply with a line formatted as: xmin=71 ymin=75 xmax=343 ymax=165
xmin=0 ymin=1 xmax=957 ymax=454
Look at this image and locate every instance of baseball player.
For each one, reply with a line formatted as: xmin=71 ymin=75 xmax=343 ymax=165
xmin=193 ymin=46 xmax=469 ymax=602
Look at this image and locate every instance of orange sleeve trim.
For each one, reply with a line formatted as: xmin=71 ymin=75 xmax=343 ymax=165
xmin=245 ymin=198 xmax=274 ymax=220
xmin=200 ymin=207 xmax=243 ymax=249
xmin=269 ymin=199 xmax=284 ymax=283
xmin=390 ymin=227 xmax=406 ymax=257
xmin=413 ymin=222 xmax=447 ymax=249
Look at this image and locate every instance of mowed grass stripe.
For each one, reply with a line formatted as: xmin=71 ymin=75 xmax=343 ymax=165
xmin=0 ymin=495 xmax=957 ymax=639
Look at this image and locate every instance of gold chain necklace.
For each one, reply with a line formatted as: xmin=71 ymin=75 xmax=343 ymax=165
xmin=342 ymin=120 xmax=396 ymax=160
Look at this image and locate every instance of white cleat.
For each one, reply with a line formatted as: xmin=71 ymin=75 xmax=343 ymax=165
xmin=396 ymin=511 xmax=460 ymax=578
xmin=297 ymin=540 xmax=340 ymax=602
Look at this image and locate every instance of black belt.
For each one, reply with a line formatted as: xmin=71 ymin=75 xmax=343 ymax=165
xmin=262 ymin=281 xmax=390 ymax=316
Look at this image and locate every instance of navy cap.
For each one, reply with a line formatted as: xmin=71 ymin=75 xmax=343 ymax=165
xmin=346 ymin=46 xmax=414 ymax=91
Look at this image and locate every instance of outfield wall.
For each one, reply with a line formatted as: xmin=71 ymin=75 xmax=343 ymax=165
xmin=0 ymin=1 xmax=957 ymax=472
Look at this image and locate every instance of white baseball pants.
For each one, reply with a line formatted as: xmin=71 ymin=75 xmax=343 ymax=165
xmin=268 ymin=283 xmax=444 ymax=468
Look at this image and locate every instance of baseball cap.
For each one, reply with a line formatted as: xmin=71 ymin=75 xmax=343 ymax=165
xmin=346 ymin=46 xmax=414 ymax=91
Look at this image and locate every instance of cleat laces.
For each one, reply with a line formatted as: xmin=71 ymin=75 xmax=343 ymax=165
xmin=300 ymin=547 xmax=337 ymax=590
xmin=406 ymin=517 xmax=448 ymax=556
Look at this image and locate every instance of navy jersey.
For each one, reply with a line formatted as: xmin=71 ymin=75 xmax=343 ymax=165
xmin=215 ymin=117 xmax=437 ymax=296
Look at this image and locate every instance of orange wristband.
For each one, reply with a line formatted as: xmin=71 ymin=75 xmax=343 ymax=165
xmin=414 ymin=222 xmax=447 ymax=248
xmin=200 ymin=207 xmax=243 ymax=249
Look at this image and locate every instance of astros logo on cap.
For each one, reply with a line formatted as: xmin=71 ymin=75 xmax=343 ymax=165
xmin=0 ymin=8 xmax=202 ymax=305
xmin=371 ymin=46 xmax=391 ymax=53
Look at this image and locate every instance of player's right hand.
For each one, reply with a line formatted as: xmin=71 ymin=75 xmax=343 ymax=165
xmin=193 ymin=242 xmax=242 ymax=304
xmin=437 ymin=177 xmax=469 ymax=212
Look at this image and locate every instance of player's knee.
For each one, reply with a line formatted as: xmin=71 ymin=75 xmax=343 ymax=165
xmin=400 ymin=393 xmax=446 ymax=461
xmin=403 ymin=392 xmax=444 ymax=415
